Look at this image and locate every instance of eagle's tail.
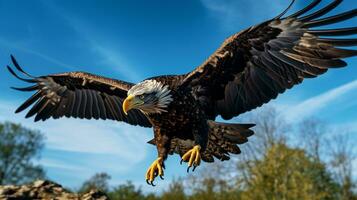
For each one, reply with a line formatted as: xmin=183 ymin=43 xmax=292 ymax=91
xmin=202 ymin=120 xmax=255 ymax=162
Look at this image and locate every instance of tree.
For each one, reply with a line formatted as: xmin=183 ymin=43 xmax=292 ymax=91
xmin=108 ymin=181 xmax=149 ymax=200
xmin=187 ymin=161 xmax=240 ymax=200
xmin=236 ymin=109 xmax=342 ymax=200
xmin=245 ymin=107 xmax=289 ymax=153
xmin=234 ymin=107 xmax=290 ymax=174
xmin=298 ymin=118 xmax=327 ymax=161
xmin=161 ymin=179 xmax=186 ymax=200
xmin=236 ymin=107 xmax=290 ymax=190
xmin=328 ymin=135 xmax=357 ymax=200
xmin=239 ymin=143 xmax=340 ymax=200
xmin=78 ymin=172 xmax=111 ymax=193
xmin=0 ymin=122 xmax=45 ymax=185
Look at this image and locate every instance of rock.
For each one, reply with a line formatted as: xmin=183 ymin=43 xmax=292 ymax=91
xmin=0 ymin=180 xmax=109 ymax=200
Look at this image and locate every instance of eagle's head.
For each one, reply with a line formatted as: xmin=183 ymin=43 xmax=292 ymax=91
xmin=123 ymin=79 xmax=173 ymax=115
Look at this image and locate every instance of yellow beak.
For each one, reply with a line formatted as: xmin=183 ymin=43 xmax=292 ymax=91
xmin=122 ymin=95 xmax=144 ymax=115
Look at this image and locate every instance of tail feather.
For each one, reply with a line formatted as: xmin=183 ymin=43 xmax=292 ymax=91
xmin=202 ymin=121 xmax=255 ymax=162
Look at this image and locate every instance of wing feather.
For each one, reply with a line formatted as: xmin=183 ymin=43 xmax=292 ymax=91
xmin=183 ymin=0 xmax=357 ymax=120
xmin=285 ymin=0 xmax=322 ymax=18
xmin=15 ymin=91 xmax=42 ymax=113
xmin=67 ymin=91 xmax=76 ymax=118
xmin=91 ymin=90 xmax=100 ymax=120
xmin=85 ymin=89 xmax=93 ymax=119
xmin=73 ymin=89 xmax=82 ymax=118
xmin=299 ymin=0 xmax=343 ymax=22
xmin=96 ymin=92 xmax=107 ymax=119
xmin=8 ymin=57 xmax=151 ymax=127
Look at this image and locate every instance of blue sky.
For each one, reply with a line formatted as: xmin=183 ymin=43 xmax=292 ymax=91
xmin=0 ymin=0 xmax=356 ymax=192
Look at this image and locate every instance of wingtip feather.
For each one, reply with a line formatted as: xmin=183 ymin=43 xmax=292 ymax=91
xmin=286 ymin=0 xmax=322 ymax=19
xmin=274 ymin=0 xmax=296 ymax=19
xmin=299 ymin=0 xmax=343 ymax=22
xmin=10 ymin=55 xmax=35 ymax=78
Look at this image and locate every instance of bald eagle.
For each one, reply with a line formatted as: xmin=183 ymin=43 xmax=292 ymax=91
xmin=7 ymin=0 xmax=357 ymax=186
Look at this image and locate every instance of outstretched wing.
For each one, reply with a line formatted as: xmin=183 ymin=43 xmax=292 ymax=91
xmin=7 ymin=56 xmax=152 ymax=127
xmin=182 ymin=0 xmax=357 ymax=120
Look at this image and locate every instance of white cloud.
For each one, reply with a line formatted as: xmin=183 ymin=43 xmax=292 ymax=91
xmin=281 ymin=80 xmax=357 ymax=122
xmin=39 ymin=158 xmax=88 ymax=172
xmin=41 ymin=119 xmax=149 ymax=157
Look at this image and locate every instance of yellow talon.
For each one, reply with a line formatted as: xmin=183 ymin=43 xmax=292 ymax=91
xmin=145 ymin=157 xmax=164 ymax=186
xmin=180 ymin=145 xmax=201 ymax=172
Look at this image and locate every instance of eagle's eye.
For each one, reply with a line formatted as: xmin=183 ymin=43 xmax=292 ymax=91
xmin=139 ymin=94 xmax=145 ymax=100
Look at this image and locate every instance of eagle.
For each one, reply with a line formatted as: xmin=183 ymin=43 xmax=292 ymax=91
xmin=7 ymin=0 xmax=357 ymax=186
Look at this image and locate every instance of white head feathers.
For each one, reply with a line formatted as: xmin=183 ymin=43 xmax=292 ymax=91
xmin=127 ymin=79 xmax=173 ymax=114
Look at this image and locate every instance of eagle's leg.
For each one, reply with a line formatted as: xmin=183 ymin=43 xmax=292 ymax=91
xmin=180 ymin=145 xmax=201 ymax=172
xmin=145 ymin=129 xmax=170 ymax=186
xmin=180 ymin=121 xmax=207 ymax=172
xmin=145 ymin=157 xmax=164 ymax=186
